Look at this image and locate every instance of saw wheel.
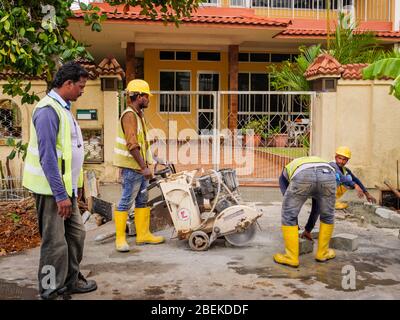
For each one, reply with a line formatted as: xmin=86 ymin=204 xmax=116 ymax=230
xmin=188 ymin=231 xmax=210 ymax=251
xmin=224 ymin=223 xmax=257 ymax=247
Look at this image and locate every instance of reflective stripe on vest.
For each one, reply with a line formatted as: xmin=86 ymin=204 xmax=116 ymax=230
xmin=285 ymin=156 xmax=329 ymax=180
xmin=113 ymin=108 xmax=153 ymax=170
xmin=22 ymin=95 xmax=74 ymax=196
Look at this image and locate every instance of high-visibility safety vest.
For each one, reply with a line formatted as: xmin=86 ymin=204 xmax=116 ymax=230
xmin=285 ymin=156 xmax=329 ymax=180
xmin=23 ymin=95 xmax=83 ymax=197
xmin=113 ymin=107 xmax=153 ymax=170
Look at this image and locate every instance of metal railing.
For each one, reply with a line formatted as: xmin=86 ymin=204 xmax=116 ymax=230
xmin=0 ymin=177 xmax=30 ymax=201
xmin=228 ymin=0 xmax=392 ymax=22
xmin=138 ymin=90 xmax=315 ymax=184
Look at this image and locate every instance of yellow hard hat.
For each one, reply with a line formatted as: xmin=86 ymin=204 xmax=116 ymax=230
xmin=126 ymin=79 xmax=152 ymax=96
xmin=335 ymin=146 xmax=351 ymax=159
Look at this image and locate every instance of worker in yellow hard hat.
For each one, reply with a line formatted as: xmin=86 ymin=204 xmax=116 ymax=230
xmin=112 ymin=79 xmax=164 ymax=252
xmin=332 ymin=146 xmax=376 ymax=209
xmin=299 ymin=146 xmax=377 ymax=241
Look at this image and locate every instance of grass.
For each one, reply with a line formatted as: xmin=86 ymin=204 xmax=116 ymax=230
xmin=257 ymin=147 xmax=309 ymax=159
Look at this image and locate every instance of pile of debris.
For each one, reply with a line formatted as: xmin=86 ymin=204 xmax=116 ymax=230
xmin=0 ymin=197 xmax=41 ymax=256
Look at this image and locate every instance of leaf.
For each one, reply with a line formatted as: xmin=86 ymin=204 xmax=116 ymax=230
xmin=79 ymin=2 xmax=88 ymax=11
xmin=7 ymin=150 xmax=16 ymax=160
xmin=10 ymin=52 xmax=16 ymax=63
xmin=362 ymin=58 xmax=400 ymax=80
xmin=4 ymin=20 xmax=10 ymax=32
xmin=0 ymin=15 xmax=9 ymax=23
xmin=91 ymin=22 xmax=102 ymax=32
xmin=61 ymin=49 xmax=72 ymax=60
xmin=6 ymin=138 xmax=15 ymax=147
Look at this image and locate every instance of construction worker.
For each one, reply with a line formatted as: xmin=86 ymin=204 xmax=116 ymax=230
xmin=22 ymin=62 xmax=97 ymax=299
xmin=299 ymin=146 xmax=377 ymax=240
xmin=274 ymin=156 xmax=337 ymax=267
xmin=113 ymin=79 xmax=164 ymax=252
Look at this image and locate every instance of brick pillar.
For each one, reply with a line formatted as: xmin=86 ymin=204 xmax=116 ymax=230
xmin=228 ymin=45 xmax=239 ymax=131
xmin=126 ymin=42 xmax=135 ymax=83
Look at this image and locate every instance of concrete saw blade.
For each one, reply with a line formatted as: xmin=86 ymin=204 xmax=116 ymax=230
xmin=224 ymin=223 xmax=256 ymax=246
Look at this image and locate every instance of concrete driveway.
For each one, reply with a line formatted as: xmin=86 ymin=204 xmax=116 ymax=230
xmin=1 ymin=186 xmax=399 ymax=300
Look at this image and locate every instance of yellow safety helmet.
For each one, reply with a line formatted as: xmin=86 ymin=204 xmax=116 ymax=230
xmin=335 ymin=146 xmax=351 ymax=159
xmin=126 ymin=79 xmax=153 ymax=97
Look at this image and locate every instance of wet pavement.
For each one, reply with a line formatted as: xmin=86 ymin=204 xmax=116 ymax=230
xmin=0 ymin=186 xmax=399 ymax=300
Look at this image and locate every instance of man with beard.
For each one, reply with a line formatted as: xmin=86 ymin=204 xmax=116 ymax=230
xmin=113 ymin=79 xmax=164 ymax=252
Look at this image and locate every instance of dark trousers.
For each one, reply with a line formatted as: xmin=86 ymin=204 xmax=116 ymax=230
xmin=34 ymin=194 xmax=85 ymax=297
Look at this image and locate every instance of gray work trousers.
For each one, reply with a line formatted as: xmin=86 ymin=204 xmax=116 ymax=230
xmin=281 ymin=167 xmax=336 ymax=226
xmin=34 ymin=194 xmax=86 ymax=297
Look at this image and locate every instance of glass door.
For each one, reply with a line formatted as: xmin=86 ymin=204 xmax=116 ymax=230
xmin=197 ymin=72 xmax=219 ymax=135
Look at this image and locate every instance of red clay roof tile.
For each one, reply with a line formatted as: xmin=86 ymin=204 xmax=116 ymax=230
xmin=304 ymin=54 xmax=344 ymax=80
xmin=96 ymin=56 xmax=125 ymax=78
xmin=341 ymin=63 xmax=369 ymax=80
xmin=72 ymin=3 xmax=290 ymax=28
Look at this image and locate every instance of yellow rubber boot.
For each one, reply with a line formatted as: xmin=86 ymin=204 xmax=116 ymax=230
xmin=335 ymin=201 xmax=348 ymax=210
xmin=315 ymin=222 xmax=336 ymax=262
xmin=114 ymin=210 xmax=130 ymax=252
xmin=273 ymin=225 xmax=299 ymax=268
xmin=335 ymin=186 xmax=348 ymax=209
xmin=134 ymin=207 xmax=165 ymax=245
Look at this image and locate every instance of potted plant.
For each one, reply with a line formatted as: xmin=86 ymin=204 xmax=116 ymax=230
xmin=240 ymin=116 xmax=269 ymax=147
xmin=268 ymin=126 xmax=288 ymax=147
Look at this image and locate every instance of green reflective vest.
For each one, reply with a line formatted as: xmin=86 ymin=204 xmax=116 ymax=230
xmin=23 ymin=95 xmax=83 ymax=196
xmin=285 ymin=156 xmax=329 ymax=180
xmin=113 ymin=108 xmax=153 ymax=170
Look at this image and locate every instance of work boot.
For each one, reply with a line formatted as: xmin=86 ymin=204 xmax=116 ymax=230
xmin=67 ymin=272 xmax=97 ymax=294
xmin=335 ymin=201 xmax=348 ymax=210
xmin=135 ymin=207 xmax=165 ymax=245
xmin=315 ymin=222 xmax=336 ymax=262
xmin=273 ymin=225 xmax=299 ymax=268
xmin=114 ymin=210 xmax=130 ymax=252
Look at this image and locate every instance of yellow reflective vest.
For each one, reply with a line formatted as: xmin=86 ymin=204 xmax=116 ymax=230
xmin=285 ymin=156 xmax=329 ymax=180
xmin=23 ymin=95 xmax=83 ymax=197
xmin=113 ymin=107 xmax=153 ymax=170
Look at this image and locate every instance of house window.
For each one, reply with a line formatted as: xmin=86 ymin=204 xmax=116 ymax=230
xmin=271 ymin=53 xmax=292 ymax=62
xmin=160 ymin=71 xmax=191 ymax=113
xmin=160 ymin=51 xmax=191 ymax=61
xmin=202 ymin=0 xmax=220 ymax=6
xmin=0 ymin=100 xmax=21 ymax=139
xmin=231 ymin=0 xmax=250 ymax=7
xmin=197 ymin=52 xmax=221 ymax=61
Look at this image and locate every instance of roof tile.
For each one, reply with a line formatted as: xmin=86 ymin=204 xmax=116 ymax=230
xmin=73 ymin=3 xmax=290 ymax=28
xmin=304 ymin=54 xmax=344 ymax=80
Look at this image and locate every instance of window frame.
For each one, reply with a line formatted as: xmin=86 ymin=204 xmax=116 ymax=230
xmin=159 ymin=70 xmax=192 ymax=114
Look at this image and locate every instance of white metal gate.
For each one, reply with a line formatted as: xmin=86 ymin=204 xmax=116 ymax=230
xmin=122 ymin=90 xmax=315 ymax=185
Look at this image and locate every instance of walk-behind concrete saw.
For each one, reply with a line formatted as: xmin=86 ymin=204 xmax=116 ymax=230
xmin=147 ymin=164 xmax=263 ymax=251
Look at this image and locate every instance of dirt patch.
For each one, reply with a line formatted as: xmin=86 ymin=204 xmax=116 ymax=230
xmin=0 ymin=197 xmax=41 ymax=256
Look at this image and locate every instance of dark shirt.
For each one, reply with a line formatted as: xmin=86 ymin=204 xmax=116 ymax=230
xmin=329 ymin=161 xmax=367 ymax=193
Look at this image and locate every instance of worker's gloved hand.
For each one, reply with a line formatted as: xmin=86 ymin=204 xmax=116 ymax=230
xmin=57 ymin=198 xmax=72 ymax=219
xmin=300 ymin=230 xmax=314 ymax=242
xmin=365 ymin=192 xmax=377 ymax=204
xmin=141 ymin=167 xmax=153 ymax=180
xmin=354 ymin=184 xmax=365 ymax=199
